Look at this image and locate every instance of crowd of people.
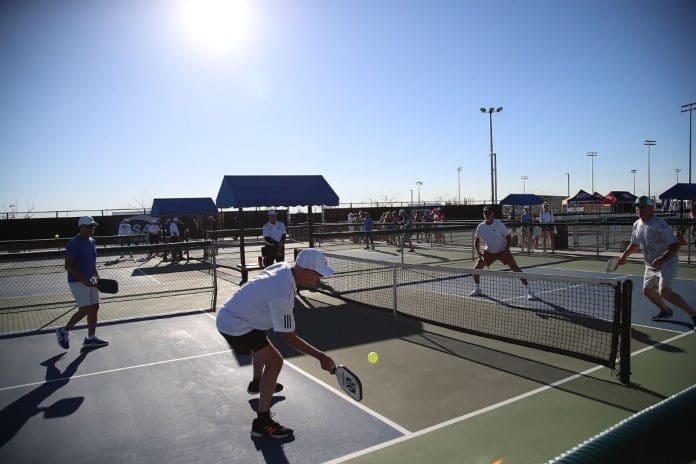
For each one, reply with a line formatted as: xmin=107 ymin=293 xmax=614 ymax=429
xmin=345 ymin=207 xmax=448 ymax=249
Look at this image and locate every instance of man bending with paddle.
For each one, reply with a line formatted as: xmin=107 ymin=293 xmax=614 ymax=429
xmin=216 ymin=248 xmax=336 ymax=439
xmin=56 ymin=216 xmax=109 ymax=349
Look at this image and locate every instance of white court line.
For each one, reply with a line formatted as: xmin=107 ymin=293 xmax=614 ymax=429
xmin=0 ymin=349 xmax=232 ymax=393
xmin=324 ymin=329 xmax=694 ymax=464
xmin=200 ymin=311 xmax=412 ymax=436
xmin=284 ymin=361 xmax=411 ymax=435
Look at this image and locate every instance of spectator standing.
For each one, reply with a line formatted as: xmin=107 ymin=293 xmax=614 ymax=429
xmin=262 ymin=210 xmax=287 ymax=267
xmin=169 ymin=217 xmax=183 ymax=261
xmin=117 ymin=218 xmax=132 ymax=258
xmin=539 ymin=202 xmax=556 ymax=253
xmin=396 ymin=209 xmax=415 ymax=253
xmin=520 ymin=206 xmax=533 ymax=250
xmin=360 ymin=211 xmax=375 ymax=250
xmin=147 ymin=219 xmax=161 ymax=257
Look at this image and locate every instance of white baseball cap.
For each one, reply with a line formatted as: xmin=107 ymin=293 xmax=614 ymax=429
xmin=78 ymin=216 xmax=98 ymax=227
xmin=268 ymin=209 xmax=277 ymax=216
xmin=295 ymin=249 xmax=335 ymax=277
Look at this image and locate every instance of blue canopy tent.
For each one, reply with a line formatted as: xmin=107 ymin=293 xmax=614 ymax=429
xmin=150 ymin=197 xmax=217 ymax=217
xmin=216 ymin=174 xmax=339 ymax=252
xmin=659 ymin=183 xmax=696 ymax=214
xmin=499 ymin=194 xmax=545 ymax=206
xmin=216 ymin=175 xmax=339 ymax=209
xmin=499 ymin=194 xmax=546 ymax=219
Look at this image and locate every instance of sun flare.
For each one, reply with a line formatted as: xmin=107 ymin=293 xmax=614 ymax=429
xmin=176 ymin=0 xmax=253 ymax=55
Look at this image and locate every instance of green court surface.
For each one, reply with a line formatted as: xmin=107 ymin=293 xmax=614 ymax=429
xmin=281 ymin=247 xmax=696 ymax=464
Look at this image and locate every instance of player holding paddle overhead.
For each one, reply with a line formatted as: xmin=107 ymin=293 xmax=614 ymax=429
xmin=470 ymin=207 xmax=537 ymax=300
xmin=261 ymin=209 xmax=287 ymax=267
xmin=55 ymin=216 xmax=109 ymax=350
xmin=216 ymin=248 xmax=336 ymax=439
xmin=618 ymin=196 xmax=696 ymax=330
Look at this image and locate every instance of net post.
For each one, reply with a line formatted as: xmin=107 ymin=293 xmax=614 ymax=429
xmin=210 ymin=240 xmax=218 ymax=311
xmin=619 ymin=279 xmax=633 ymax=385
xmin=392 ymin=263 xmax=397 ymax=316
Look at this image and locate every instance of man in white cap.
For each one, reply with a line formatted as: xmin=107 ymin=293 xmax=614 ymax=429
xmin=216 ymin=248 xmax=336 ymax=438
xmin=261 ymin=210 xmax=287 ymax=267
xmin=117 ymin=218 xmax=132 ymax=258
xmin=55 ymin=216 xmax=109 ymax=349
xmin=618 ymin=196 xmax=696 ymax=331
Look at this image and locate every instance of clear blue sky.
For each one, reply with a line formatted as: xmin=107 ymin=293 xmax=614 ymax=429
xmin=1 ymin=0 xmax=695 ymax=213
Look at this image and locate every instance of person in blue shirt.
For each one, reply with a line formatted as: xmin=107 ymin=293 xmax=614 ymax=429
xmin=396 ymin=209 xmax=415 ymax=252
xmin=55 ymin=216 xmax=109 ymax=349
xmin=360 ymin=211 xmax=375 ymax=250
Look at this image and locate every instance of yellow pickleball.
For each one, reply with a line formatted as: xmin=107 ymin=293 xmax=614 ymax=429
xmin=368 ymin=351 xmax=379 ymax=364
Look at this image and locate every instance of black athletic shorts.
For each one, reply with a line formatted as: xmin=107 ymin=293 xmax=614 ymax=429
xmin=219 ymin=329 xmax=269 ymax=355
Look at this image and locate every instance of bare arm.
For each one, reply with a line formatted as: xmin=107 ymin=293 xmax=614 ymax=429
xmin=618 ymin=243 xmax=640 ymax=265
xmin=280 ymin=331 xmax=335 ymax=372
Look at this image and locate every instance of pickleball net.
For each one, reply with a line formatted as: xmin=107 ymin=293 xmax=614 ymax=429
xmin=319 ymin=253 xmax=632 ymax=384
xmin=0 ymin=241 xmax=217 ymax=336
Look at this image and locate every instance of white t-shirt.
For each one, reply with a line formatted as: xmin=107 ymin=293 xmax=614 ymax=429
xmin=539 ymin=210 xmax=554 ymax=224
xmin=216 ymin=263 xmax=296 ymax=336
xmin=262 ymin=220 xmax=287 ymax=245
xmin=169 ymin=222 xmax=180 ymax=237
xmin=475 ymin=219 xmax=509 ymax=254
xmin=118 ymin=223 xmax=132 ymax=236
xmin=631 ymin=214 xmax=678 ymax=267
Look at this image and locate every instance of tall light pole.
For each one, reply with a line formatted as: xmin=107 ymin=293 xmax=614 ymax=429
xmin=457 ymin=167 xmax=463 ymax=204
xmin=480 ymin=106 xmax=503 ymax=204
xmin=630 ymin=169 xmax=637 ymax=196
xmin=675 ymin=168 xmax=682 ymax=183
xmin=682 ymin=102 xmax=695 ymax=183
xmin=521 ymin=175 xmax=529 ymax=194
xmin=586 ymin=152 xmax=598 ymax=193
xmin=416 ymin=181 xmax=423 ymax=205
xmin=645 ymin=140 xmax=656 ymax=198
xmin=565 ymin=172 xmax=570 ymax=197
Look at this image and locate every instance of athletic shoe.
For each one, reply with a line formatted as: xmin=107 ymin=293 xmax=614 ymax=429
xmin=251 ymin=413 xmax=294 ymax=439
xmin=527 ymin=291 xmax=537 ymax=301
xmin=651 ymin=309 xmax=674 ymax=321
xmin=83 ymin=336 xmax=109 ymax=348
xmin=247 ymin=379 xmax=284 ymax=394
xmin=56 ymin=328 xmax=69 ymax=349
xmin=469 ymin=286 xmax=482 ymax=297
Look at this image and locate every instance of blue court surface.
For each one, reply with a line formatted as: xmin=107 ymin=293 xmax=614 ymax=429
xmin=0 ymin=313 xmax=403 ymax=464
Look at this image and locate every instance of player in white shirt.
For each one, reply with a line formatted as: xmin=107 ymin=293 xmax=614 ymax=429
xmin=216 ymin=248 xmax=336 ymax=439
xmin=117 ymin=218 xmax=132 ymax=258
xmin=538 ymin=201 xmax=555 ymax=253
xmin=618 ymin=196 xmax=696 ymax=330
xmin=470 ymin=207 xmax=536 ymax=300
xmin=261 ymin=210 xmax=287 ymax=267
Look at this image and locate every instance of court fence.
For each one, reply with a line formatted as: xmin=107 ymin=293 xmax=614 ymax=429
xmin=0 ymin=241 xmax=217 ymax=336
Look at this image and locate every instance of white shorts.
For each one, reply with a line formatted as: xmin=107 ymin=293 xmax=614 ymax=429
xmin=69 ymin=281 xmax=100 ymax=307
xmin=643 ymin=259 xmax=678 ymax=290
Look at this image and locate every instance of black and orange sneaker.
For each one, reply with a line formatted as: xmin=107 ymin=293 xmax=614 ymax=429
xmin=247 ymin=379 xmax=284 ymax=394
xmin=251 ymin=413 xmax=294 ymax=439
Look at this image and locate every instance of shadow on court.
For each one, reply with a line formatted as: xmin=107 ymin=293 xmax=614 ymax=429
xmin=0 ymin=348 xmax=98 ymax=446
xmin=399 ymin=330 xmax=667 ymax=414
